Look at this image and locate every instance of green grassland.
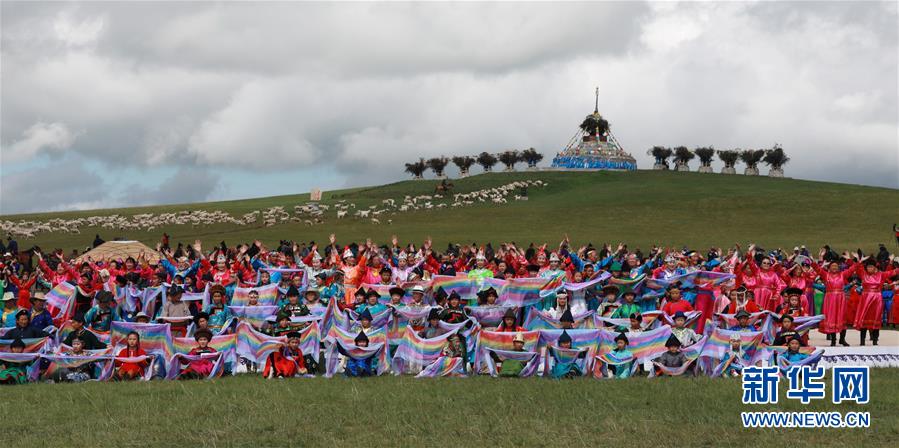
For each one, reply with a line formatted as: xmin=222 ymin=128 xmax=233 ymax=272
xmin=4 ymin=170 xmax=898 ymax=253
xmin=2 ymin=370 xmax=897 ymax=447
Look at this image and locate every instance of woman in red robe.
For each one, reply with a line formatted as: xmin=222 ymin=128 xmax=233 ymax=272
xmin=263 ymin=331 xmax=307 ymax=378
xmin=812 ymin=258 xmax=855 ymax=346
xmin=115 ymin=331 xmax=148 ymax=380
xmin=853 ymin=259 xmax=898 ymax=345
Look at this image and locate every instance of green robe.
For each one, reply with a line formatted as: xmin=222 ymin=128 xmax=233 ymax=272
xmin=610 ymin=302 xmax=641 ymax=320
xmin=499 ymin=359 xmax=525 ymax=377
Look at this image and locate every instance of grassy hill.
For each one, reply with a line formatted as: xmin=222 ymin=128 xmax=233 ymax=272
xmin=4 ymin=170 xmax=898 ymax=253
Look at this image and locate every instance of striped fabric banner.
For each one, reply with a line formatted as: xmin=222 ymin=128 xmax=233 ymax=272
xmin=0 ymin=337 xmax=50 ymax=353
xmin=231 ymin=283 xmax=279 ymax=307
xmin=414 ymin=356 xmax=466 ymax=378
xmin=524 ymin=308 xmax=596 ymax=330
xmin=45 ymin=282 xmax=77 ymax=324
xmin=323 ymin=339 xmax=388 ymax=378
xmin=110 ymin=321 xmax=172 ymax=358
xmin=164 ymin=349 xmax=232 ymax=380
xmin=227 ymin=306 xmax=279 ymax=329
xmin=480 ymin=348 xmax=540 ymax=377
xmin=391 ymin=327 xmax=457 ymax=375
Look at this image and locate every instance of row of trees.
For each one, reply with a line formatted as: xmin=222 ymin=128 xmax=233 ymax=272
xmin=404 ymin=148 xmax=544 ymax=179
xmin=647 ymin=145 xmax=790 ymax=176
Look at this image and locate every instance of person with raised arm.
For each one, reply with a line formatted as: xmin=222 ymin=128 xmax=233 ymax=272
xmin=853 ymin=255 xmax=898 ymax=345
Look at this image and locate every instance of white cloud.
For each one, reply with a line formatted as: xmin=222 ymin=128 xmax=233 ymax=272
xmin=2 ymin=122 xmax=78 ymax=163
xmin=53 ymin=10 xmax=105 ymax=47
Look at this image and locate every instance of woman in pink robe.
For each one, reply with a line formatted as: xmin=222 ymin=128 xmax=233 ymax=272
xmin=853 ymin=259 xmax=898 ymax=345
xmin=812 ymin=259 xmax=855 ymax=346
xmin=743 ymin=256 xmax=785 ymax=312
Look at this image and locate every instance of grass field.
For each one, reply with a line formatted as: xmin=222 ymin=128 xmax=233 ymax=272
xmin=4 ymin=170 xmax=898 ymax=253
xmin=2 ymin=370 xmax=897 ymax=447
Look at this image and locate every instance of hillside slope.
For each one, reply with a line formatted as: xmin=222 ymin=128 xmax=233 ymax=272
xmin=3 ymin=170 xmax=897 ymax=252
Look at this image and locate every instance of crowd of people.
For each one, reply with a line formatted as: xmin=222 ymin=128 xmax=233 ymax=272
xmin=0 ymin=232 xmax=897 ymax=383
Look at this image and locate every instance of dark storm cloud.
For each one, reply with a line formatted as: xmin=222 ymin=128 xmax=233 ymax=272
xmin=118 ymin=168 xmax=221 ymax=207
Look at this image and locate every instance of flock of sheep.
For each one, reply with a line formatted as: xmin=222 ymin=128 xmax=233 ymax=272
xmin=0 ymin=180 xmax=546 ymax=239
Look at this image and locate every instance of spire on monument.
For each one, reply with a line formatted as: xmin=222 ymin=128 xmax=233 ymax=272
xmin=594 ymin=86 xmax=599 ymax=114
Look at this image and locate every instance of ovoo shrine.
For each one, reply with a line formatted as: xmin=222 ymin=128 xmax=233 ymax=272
xmin=550 ymin=88 xmax=637 ymax=171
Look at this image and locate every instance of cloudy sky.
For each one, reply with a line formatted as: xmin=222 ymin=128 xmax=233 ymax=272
xmin=1 ymin=1 xmax=897 ymax=214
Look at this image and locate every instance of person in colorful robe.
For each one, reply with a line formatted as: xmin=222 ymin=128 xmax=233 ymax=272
xmin=303 ymin=287 xmax=326 ymax=314
xmin=661 ymin=284 xmax=694 ymax=316
xmin=654 ymin=335 xmax=688 ymax=376
xmin=597 ymin=286 xmax=620 ymax=318
xmin=419 ymin=309 xmax=446 ymax=339
xmin=279 ymin=286 xmax=310 ymax=319
xmin=344 ymin=331 xmax=375 ymax=377
xmin=772 ymin=314 xmax=805 ymax=346
xmin=467 ymin=253 xmax=494 ymax=281
xmin=1 ymin=292 xmax=18 ymax=327
xmin=178 ymin=329 xmax=217 ymax=380
xmin=774 ymin=287 xmax=808 ymax=318
xmin=609 ymin=291 xmax=640 ymax=321
xmin=84 ymin=290 xmax=119 ymax=332
xmin=728 ymin=310 xmax=757 ymax=332
xmin=0 ymin=338 xmax=31 ymax=384
xmin=60 ymin=337 xmax=97 ymax=382
xmin=441 ymin=332 xmax=467 ymax=374
xmin=538 ymin=253 xmax=567 ymax=309
xmin=741 ymin=250 xmax=786 ymax=312
xmin=267 ymin=312 xmax=294 ymax=337
xmin=335 ymin=239 xmax=369 ymax=307
xmin=726 ymin=286 xmax=760 ymax=314
xmin=780 ymin=337 xmax=808 ymax=364
xmin=62 ymin=313 xmax=107 ymax=350
xmin=495 ymin=308 xmax=525 ymax=332
xmin=670 ymin=311 xmax=700 ymax=347
xmin=548 ymin=330 xmax=584 ymax=379
xmin=352 ymin=309 xmax=375 ymax=335
xmin=386 ymin=286 xmax=405 ymax=307
xmin=719 ymin=333 xmax=749 ymax=377
xmin=497 ymin=333 xmax=527 ymax=377
xmin=204 ymin=284 xmax=233 ymax=331
xmin=356 ymin=289 xmax=387 ymax=316
xmin=439 ymin=292 xmax=468 ymax=324
xmin=115 ymin=331 xmax=148 ymax=380
xmin=607 ymin=333 xmax=634 ymax=379
xmin=28 ymin=292 xmax=53 ymax=332
xmin=476 ymin=287 xmax=499 ymax=306
xmin=854 ymin=258 xmax=898 ymax=345
xmin=546 ymin=291 xmax=573 ymax=320
xmin=263 ymin=331 xmax=308 ymax=378
xmin=5 ymin=309 xmax=47 ymax=339
xmin=652 ymin=255 xmax=686 ymax=281
xmin=160 ymin=285 xmax=192 ymax=337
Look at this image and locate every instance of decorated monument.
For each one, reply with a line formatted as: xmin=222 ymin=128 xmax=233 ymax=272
xmin=550 ymin=88 xmax=637 ymax=171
